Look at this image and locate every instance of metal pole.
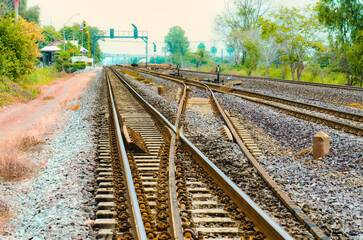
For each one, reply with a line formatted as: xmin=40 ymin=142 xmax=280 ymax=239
xmin=146 ymin=39 xmax=148 ymax=68
xmin=15 ymin=7 xmax=18 ymax=20
xmin=82 ymin=30 xmax=84 ymax=55
xmin=14 ymin=0 xmax=20 ymax=21
xmin=63 ymin=14 xmax=80 ymax=50
xmin=63 ymin=24 xmax=65 ymax=50
xmin=93 ymin=36 xmax=96 ymax=68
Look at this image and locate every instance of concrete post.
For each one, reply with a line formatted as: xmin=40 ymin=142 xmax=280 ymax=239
xmin=313 ymin=131 xmax=330 ymax=159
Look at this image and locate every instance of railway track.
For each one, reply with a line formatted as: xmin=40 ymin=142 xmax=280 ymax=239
xmin=94 ymin=67 xmax=302 ymax=239
xmin=178 ymin=69 xmax=363 ymax=92
xmin=129 ymin=67 xmax=363 ymax=136
xmin=117 ymin=66 xmax=332 ymax=239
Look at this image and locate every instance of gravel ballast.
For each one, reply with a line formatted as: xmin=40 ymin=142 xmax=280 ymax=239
xmin=122 ymin=70 xmax=362 ymax=239
xmin=181 ymin=71 xmax=363 ymax=115
xmin=0 ymin=72 xmax=102 ymax=239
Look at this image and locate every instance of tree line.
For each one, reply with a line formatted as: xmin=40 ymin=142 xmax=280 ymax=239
xmin=0 ymin=0 xmax=103 ymax=80
xmin=163 ymin=0 xmax=362 ymax=86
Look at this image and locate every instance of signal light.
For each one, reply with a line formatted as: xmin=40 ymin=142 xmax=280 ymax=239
xmin=110 ymin=28 xmax=114 ymax=39
xmin=132 ymin=24 xmax=138 ymax=39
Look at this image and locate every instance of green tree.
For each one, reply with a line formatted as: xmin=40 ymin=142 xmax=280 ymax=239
xmin=197 ymin=42 xmax=206 ymax=51
xmin=164 ymin=26 xmax=190 ymax=66
xmin=88 ymin=26 xmax=103 ymax=63
xmin=226 ymin=46 xmax=234 ymax=59
xmin=259 ymin=7 xmax=324 ymax=80
xmin=316 ymin=0 xmax=363 ymax=85
xmin=39 ymin=25 xmax=62 ymax=49
xmin=241 ymin=30 xmax=261 ymax=75
xmin=82 ymin=21 xmax=91 ymax=57
xmin=0 ymin=0 xmax=40 ymax=23
xmin=216 ymin=0 xmax=270 ymax=65
xmin=210 ymin=46 xmax=217 ymax=56
xmin=0 ymin=15 xmax=43 ymax=79
xmin=197 ymin=49 xmax=208 ymax=67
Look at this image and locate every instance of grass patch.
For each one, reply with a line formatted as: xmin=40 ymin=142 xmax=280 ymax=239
xmin=18 ymin=136 xmax=45 ymax=152
xmin=189 ymin=63 xmax=360 ymax=86
xmin=0 ymin=67 xmax=61 ymax=107
xmin=0 ymin=134 xmax=45 ymax=182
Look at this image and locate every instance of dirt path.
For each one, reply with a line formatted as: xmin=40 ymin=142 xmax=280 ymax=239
xmin=0 ymin=72 xmax=96 ymax=145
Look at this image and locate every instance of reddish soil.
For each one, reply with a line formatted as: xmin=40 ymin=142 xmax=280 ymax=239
xmin=0 ymin=72 xmax=96 ymax=145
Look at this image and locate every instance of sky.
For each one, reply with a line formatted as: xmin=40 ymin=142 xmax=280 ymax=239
xmin=27 ymin=0 xmax=318 ymax=56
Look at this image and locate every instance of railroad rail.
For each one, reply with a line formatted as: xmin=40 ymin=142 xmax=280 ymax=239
xmin=95 ymin=67 xmax=297 ymax=239
xmin=118 ymin=66 xmax=329 ymax=239
xmin=179 ymin=69 xmax=363 ymax=91
xmin=130 ymin=67 xmax=363 ymax=136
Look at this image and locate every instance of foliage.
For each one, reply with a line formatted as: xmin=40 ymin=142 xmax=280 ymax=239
xmin=258 ymin=7 xmax=324 ymax=80
xmin=54 ymin=50 xmax=71 ymax=71
xmin=196 ymin=49 xmax=209 ymax=67
xmin=18 ymin=0 xmax=39 ymax=23
xmin=242 ymin=32 xmax=261 ymax=75
xmin=210 ymin=46 xmax=217 ymax=55
xmin=82 ymin=21 xmax=91 ymax=57
xmin=197 ymin=42 xmax=206 ymax=51
xmin=316 ymin=0 xmax=363 ymax=85
xmin=62 ymin=62 xmax=86 ymax=73
xmin=0 ymin=0 xmax=40 ymax=23
xmin=0 ymin=16 xmax=43 ymax=80
xmin=216 ymin=0 xmax=270 ymax=65
xmin=39 ymin=25 xmax=62 ymax=49
xmin=0 ymin=67 xmax=60 ymax=106
xmin=88 ymin=26 xmax=103 ymax=62
xmin=164 ymin=26 xmax=190 ymax=65
xmin=149 ymin=56 xmax=166 ymax=64
xmin=57 ymin=23 xmax=103 ymax=62
xmin=316 ymin=0 xmax=362 ymax=45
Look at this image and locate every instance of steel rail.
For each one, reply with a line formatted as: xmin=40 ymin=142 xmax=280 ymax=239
xmin=110 ymin=67 xmax=294 ymax=240
xmin=125 ymin=67 xmax=330 ymax=239
xmin=205 ymin=83 xmax=329 ymax=240
xmin=167 ymin=82 xmax=187 ymax=239
xmin=179 ymin=68 xmax=363 ymax=91
xmin=131 ymin=68 xmax=363 ymax=135
xmin=135 ymin=67 xmax=363 ymax=122
xmin=105 ymin=69 xmax=148 ymax=239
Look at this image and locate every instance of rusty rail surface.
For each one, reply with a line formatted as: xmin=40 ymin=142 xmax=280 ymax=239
xmin=125 ymin=66 xmax=330 ymax=240
xmin=110 ymin=67 xmax=293 ymax=239
xmin=105 ymin=69 xmax=148 ymax=239
xmin=132 ymin=67 xmax=362 ymax=136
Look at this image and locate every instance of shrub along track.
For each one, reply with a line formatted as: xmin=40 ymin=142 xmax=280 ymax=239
xmin=93 ymin=67 xmax=302 ymax=239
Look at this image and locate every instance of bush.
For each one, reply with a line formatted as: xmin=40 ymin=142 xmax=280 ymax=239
xmin=0 ymin=16 xmax=43 ymax=80
xmin=62 ymin=62 xmax=86 ymax=73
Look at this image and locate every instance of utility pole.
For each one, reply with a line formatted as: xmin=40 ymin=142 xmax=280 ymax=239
xmin=153 ymin=43 xmax=156 ymax=64
xmin=14 ymin=0 xmax=20 ymax=21
xmin=63 ymin=14 xmax=80 ymax=50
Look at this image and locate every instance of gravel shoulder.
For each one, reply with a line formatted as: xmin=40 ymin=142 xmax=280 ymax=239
xmin=0 ymin=71 xmax=102 ymax=239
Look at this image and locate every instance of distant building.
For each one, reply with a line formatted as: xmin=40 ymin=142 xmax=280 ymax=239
xmin=40 ymin=39 xmax=90 ymax=66
xmin=40 ymin=39 xmax=62 ymax=66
